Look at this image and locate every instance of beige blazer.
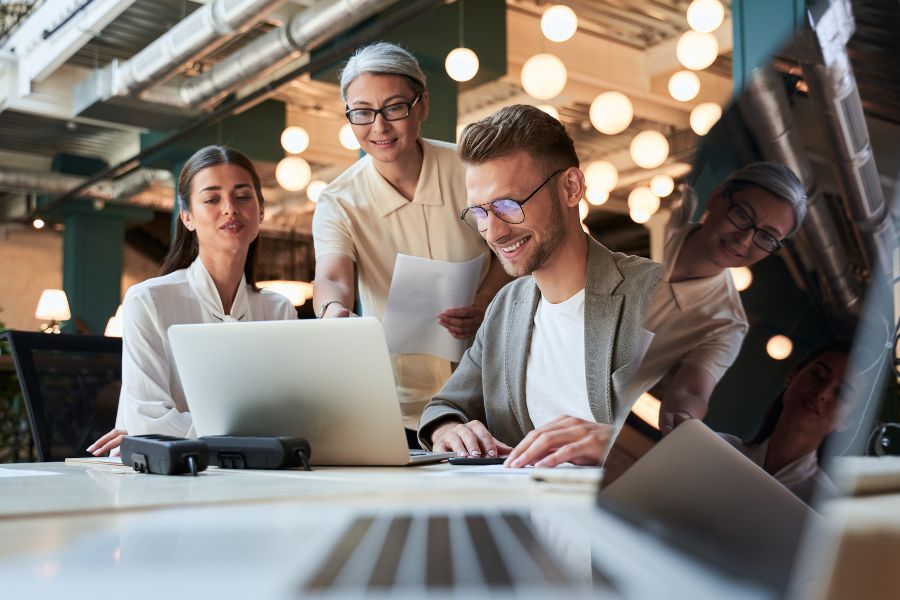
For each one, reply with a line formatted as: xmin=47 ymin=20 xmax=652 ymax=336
xmin=419 ymin=236 xmax=661 ymax=449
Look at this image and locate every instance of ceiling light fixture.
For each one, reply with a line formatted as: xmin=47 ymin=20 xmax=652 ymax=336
xmin=589 ymin=91 xmax=633 ymax=135
xmin=629 ymin=131 xmax=669 ymax=169
xmin=521 ymin=53 xmax=567 ymax=100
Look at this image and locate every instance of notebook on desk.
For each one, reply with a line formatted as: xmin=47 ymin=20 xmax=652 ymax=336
xmin=168 ymin=318 xmax=454 ymax=466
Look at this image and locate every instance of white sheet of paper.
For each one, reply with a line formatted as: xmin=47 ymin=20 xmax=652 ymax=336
xmin=383 ymin=254 xmax=485 ymax=362
xmin=0 ymin=468 xmax=61 ymax=478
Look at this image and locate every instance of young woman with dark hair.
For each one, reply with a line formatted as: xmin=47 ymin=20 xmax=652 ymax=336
xmin=88 ymin=146 xmax=295 ymax=455
xmin=719 ymin=340 xmax=854 ymax=504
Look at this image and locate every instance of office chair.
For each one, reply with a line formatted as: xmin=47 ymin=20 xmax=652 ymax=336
xmin=0 ymin=330 xmax=122 ymax=462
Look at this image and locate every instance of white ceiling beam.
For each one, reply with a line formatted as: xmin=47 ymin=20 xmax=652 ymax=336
xmin=4 ymin=0 xmax=136 ymax=95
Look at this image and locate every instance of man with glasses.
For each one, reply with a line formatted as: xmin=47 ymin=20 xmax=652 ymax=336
xmin=630 ymin=161 xmax=807 ymax=435
xmin=312 ymin=43 xmax=511 ymax=445
xmin=417 ymin=105 xmax=660 ymax=467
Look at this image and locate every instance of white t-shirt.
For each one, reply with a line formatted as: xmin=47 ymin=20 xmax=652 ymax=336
xmin=525 ymin=289 xmax=593 ymax=428
xmin=114 ymin=257 xmax=296 ymax=438
xmin=312 ymin=138 xmax=492 ymax=428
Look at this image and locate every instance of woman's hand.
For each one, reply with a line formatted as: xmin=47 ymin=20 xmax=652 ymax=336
xmin=87 ymin=428 xmax=127 ymax=456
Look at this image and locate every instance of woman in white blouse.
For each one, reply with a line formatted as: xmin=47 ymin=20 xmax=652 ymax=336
xmin=88 ymin=145 xmax=296 ymax=455
xmin=719 ymin=340 xmax=853 ymax=504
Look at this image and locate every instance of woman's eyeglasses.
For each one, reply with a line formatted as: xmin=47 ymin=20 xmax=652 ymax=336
xmin=345 ymin=95 xmax=421 ymax=126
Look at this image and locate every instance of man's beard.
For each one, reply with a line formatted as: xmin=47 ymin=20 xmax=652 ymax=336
xmin=494 ymin=190 xmax=567 ymax=277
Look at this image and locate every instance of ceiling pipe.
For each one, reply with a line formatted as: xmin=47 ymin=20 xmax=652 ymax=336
xmin=177 ymin=0 xmax=401 ymax=109
xmin=738 ymin=66 xmax=862 ymax=314
xmin=74 ymin=0 xmax=287 ymax=114
xmin=800 ymin=0 xmax=895 ymax=278
xmin=0 ymin=167 xmax=171 ymax=201
xmin=41 ymin=0 xmax=445 ymax=214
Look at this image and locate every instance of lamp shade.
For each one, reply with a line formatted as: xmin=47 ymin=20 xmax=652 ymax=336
xmin=275 ymin=156 xmax=312 ymax=192
xmin=668 ymin=70 xmax=701 ymax=102
xmin=585 ymin=187 xmax=609 ymax=206
xmin=690 ymin=102 xmax=723 ymax=136
xmin=35 ymin=289 xmax=71 ymax=321
xmin=280 ymin=126 xmax=309 ymax=154
xmin=445 ymin=47 xmax=479 ymax=82
xmin=766 ymin=335 xmax=793 ymax=360
xmin=687 ymin=0 xmax=725 ymax=33
xmin=339 ymin=123 xmax=360 ymax=150
xmin=650 ymin=174 xmax=675 ymax=197
xmin=629 ymin=131 xmax=669 ymax=169
xmin=584 ymin=160 xmax=618 ymax=192
xmin=676 ymin=30 xmax=719 ymax=70
xmin=589 ymin=91 xmax=633 ymax=135
xmin=730 ymin=267 xmax=753 ymax=291
xmin=628 ymin=186 xmax=660 ymax=217
xmin=306 ymin=179 xmax=327 ymax=203
xmin=541 ymin=4 xmax=578 ymax=42
xmin=537 ymin=104 xmax=560 ymax=120
xmin=521 ymin=53 xmax=567 ymax=100
xmin=257 ymin=280 xmax=314 ymax=307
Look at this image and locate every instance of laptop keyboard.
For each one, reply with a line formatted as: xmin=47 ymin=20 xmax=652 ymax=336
xmin=303 ymin=512 xmax=585 ymax=592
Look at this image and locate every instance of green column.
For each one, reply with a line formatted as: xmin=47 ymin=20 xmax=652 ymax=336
xmin=732 ymin=0 xmax=806 ymax=95
xmin=48 ymin=200 xmax=154 ymax=334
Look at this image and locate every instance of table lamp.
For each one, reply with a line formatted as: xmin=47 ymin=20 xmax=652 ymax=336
xmin=35 ymin=289 xmax=71 ymax=334
xmin=256 ymin=280 xmax=314 ymax=307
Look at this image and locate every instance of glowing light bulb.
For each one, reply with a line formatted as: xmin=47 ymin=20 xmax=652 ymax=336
xmin=629 ymin=131 xmax=669 ymax=169
xmin=586 ymin=187 xmax=609 ymax=206
xmin=339 ymin=123 xmax=360 ymax=150
xmin=521 ymin=53 xmax=567 ymax=100
xmin=730 ymin=267 xmax=753 ymax=291
xmin=537 ymin=104 xmax=560 ymax=120
xmin=668 ymin=70 xmax=701 ymax=102
xmin=579 ymin=199 xmax=589 ymax=221
xmin=628 ymin=186 xmax=660 ymax=217
xmin=33 ymin=218 xmax=45 ymax=229
xmin=589 ymin=91 xmax=633 ymax=135
xmin=541 ymin=4 xmax=578 ymax=42
xmin=676 ymin=30 xmax=719 ymax=70
xmin=275 ymin=156 xmax=311 ymax=192
xmin=690 ymin=102 xmax=723 ymax=136
xmin=650 ymin=174 xmax=675 ymax=197
xmin=306 ymin=179 xmax=327 ymax=203
xmin=445 ymin=47 xmax=479 ymax=82
xmin=583 ymin=161 xmax=618 ymax=192
xmin=687 ymin=0 xmax=725 ymax=33
xmin=767 ymin=335 xmax=793 ymax=360
xmin=280 ymin=126 xmax=309 ymax=154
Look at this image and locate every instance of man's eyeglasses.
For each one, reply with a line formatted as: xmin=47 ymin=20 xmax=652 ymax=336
xmin=460 ymin=169 xmax=565 ymax=232
xmin=725 ymin=193 xmax=784 ymax=253
xmin=344 ymin=95 xmax=421 ymax=126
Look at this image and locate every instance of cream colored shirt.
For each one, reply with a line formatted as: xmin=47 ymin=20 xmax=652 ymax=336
xmin=115 ymin=257 xmax=296 ymax=438
xmin=631 ymin=224 xmax=748 ymax=395
xmin=312 ymin=138 xmax=491 ymax=427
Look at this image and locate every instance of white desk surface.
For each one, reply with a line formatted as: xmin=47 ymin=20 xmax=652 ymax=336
xmin=0 ymin=461 xmax=598 ymax=560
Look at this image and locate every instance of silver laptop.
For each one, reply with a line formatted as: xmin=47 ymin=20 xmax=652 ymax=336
xmin=168 ymin=317 xmax=454 ymax=466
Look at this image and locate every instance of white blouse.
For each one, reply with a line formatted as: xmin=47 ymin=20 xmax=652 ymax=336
xmin=719 ymin=433 xmax=840 ymax=505
xmin=114 ymin=258 xmax=296 ymax=438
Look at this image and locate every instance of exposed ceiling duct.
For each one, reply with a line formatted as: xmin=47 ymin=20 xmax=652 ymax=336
xmin=73 ymin=0 xmax=288 ymax=125
xmin=800 ymin=0 xmax=895 ymax=278
xmin=177 ymin=0 xmax=401 ymax=109
xmin=0 ymin=166 xmax=171 ymax=201
xmin=73 ymin=0 xmax=401 ymax=126
xmin=738 ymin=66 xmax=862 ymax=314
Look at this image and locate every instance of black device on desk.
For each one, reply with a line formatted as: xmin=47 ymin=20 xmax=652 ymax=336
xmin=120 ymin=434 xmax=208 ymax=476
xmin=202 ymin=436 xmax=312 ymax=471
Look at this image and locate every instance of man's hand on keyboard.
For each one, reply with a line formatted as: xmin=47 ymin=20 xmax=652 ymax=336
xmin=431 ymin=420 xmax=513 ymax=458
xmin=504 ymin=416 xmax=613 ymax=468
